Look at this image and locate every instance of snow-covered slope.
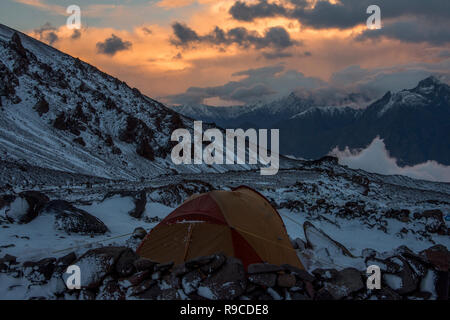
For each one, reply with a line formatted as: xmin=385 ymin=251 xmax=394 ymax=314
xmin=0 ymin=24 xmax=266 ymax=180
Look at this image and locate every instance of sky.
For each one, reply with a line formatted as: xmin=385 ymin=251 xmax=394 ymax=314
xmin=0 ymin=0 xmax=449 ymax=106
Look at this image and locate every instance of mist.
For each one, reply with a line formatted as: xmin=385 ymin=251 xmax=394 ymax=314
xmin=331 ymin=137 xmax=450 ymax=183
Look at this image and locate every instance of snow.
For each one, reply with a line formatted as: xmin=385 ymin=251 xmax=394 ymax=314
xmin=5 ymin=197 xmax=28 ymax=221
xmin=383 ymin=274 xmax=403 ymax=290
xmin=0 ymin=196 xmax=175 ymax=261
xmin=197 ymin=286 xmax=216 ymax=300
xmin=420 ymin=270 xmax=437 ymax=298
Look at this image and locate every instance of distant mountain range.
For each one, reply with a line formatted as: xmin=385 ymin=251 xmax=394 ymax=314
xmin=172 ymin=77 xmax=450 ymax=166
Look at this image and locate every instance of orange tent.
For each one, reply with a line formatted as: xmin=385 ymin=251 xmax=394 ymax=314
xmin=137 ymin=186 xmax=304 ymax=270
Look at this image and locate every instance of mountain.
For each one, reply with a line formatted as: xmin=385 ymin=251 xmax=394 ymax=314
xmin=172 ymin=92 xmax=315 ymax=129
xmin=280 ymin=76 xmax=450 ymax=165
xmin=0 ymin=24 xmax=282 ymax=180
xmin=173 ymin=77 xmax=450 ymax=166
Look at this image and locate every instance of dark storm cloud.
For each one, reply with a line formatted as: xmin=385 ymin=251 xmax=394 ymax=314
xmin=34 ymin=22 xmax=59 ymax=45
xmin=166 ymin=64 xmax=324 ymax=105
xmin=229 ymin=0 xmax=450 ymax=29
xmin=229 ymin=0 xmax=287 ymax=22
xmin=357 ymin=18 xmax=450 ymax=45
xmin=171 ymin=22 xmax=199 ymax=46
xmin=71 ymin=29 xmax=81 ymax=40
xmin=96 ymin=34 xmax=132 ymax=56
xmin=170 ymin=23 xmax=296 ymax=50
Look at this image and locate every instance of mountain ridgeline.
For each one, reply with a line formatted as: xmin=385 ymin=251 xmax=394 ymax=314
xmin=173 ymin=77 xmax=450 ymax=166
xmin=0 ymin=24 xmax=282 ymax=180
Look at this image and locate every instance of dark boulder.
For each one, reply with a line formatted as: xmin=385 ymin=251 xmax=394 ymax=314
xmin=34 ymin=98 xmax=49 ymax=116
xmin=322 ymin=268 xmax=364 ymax=300
xmin=128 ymin=191 xmax=147 ymax=219
xmin=198 ymin=257 xmax=246 ymax=300
xmin=42 ymin=200 xmax=108 ymax=234
xmin=115 ymin=249 xmax=139 ymax=277
xmin=248 ymin=263 xmax=283 ymax=274
xmin=65 ymin=246 xmax=128 ymax=289
xmin=248 ymin=273 xmax=277 ymax=287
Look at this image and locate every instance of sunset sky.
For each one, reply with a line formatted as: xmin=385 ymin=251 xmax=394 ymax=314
xmin=1 ymin=0 xmax=449 ymax=105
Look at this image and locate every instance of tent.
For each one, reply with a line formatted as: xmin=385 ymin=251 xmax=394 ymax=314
xmin=137 ymin=186 xmax=304 ymax=270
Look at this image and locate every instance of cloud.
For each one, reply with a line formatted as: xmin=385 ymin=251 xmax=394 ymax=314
xmin=439 ymin=50 xmax=450 ymax=58
xmin=71 ymin=29 xmax=81 ymax=40
xmin=170 ymin=22 xmax=296 ymax=50
xmin=166 ymin=64 xmax=325 ymax=104
xmin=229 ymin=0 xmax=450 ymax=30
xmin=329 ymin=62 xmax=450 ymax=99
xmin=157 ymin=0 xmax=197 ymax=8
xmin=33 ymin=22 xmax=59 ymax=45
xmin=229 ymin=0 xmax=287 ymax=22
xmin=14 ymin=0 xmax=66 ymax=15
xmin=331 ymin=137 xmax=450 ymax=183
xmin=142 ymin=27 xmax=153 ymax=35
xmin=96 ymin=34 xmax=132 ymax=56
xmin=357 ymin=18 xmax=450 ymax=45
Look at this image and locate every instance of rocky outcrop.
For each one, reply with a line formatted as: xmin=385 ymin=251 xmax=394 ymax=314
xmin=1 ymin=243 xmax=446 ymax=300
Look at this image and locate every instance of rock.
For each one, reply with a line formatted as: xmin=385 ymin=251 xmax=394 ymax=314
xmin=420 ymin=245 xmax=449 ymax=271
xmin=132 ymin=227 xmax=147 ymax=239
xmin=79 ymin=289 xmax=96 ymax=300
xmin=420 ymin=209 xmax=444 ymax=222
xmin=294 ymin=238 xmax=307 ymax=251
xmin=97 ymin=277 xmax=125 ymax=300
xmin=129 ymin=191 xmax=146 ymax=219
xmin=157 ymin=288 xmax=185 ymax=300
xmin=136 ymin=281 xmax=163 ymax=299
xmin=185 ymin=255 xmax=214 ymax=269
xmin=366 ymin=256 xmax=402 ymax=273
xmin=385 ymin=209 xmax=410 ymax=222
xmin=248 ymin=273 xmax=277 ymax=287
xmin=248 ymin=263 xmax=283 ymax=274
xmin=182 ymin=270 xmax=204 ymax=295
xmin=66 ymin=246 xmax=127 ymax=289
xmin=134 ymin=258 xmax=157 ymax=272
xmin=372 ymin=287 xmax=402 ymax=300
xmin=277 ymin=273 xmax=297 ymax=288
xmin=172 ymin=263 xmax=190 ymax=277
xmin=312 ymin=268 xmax=338 ymax=281
xmin=23 ymin=257 xmax=56 ymax=282
xmin=55 ymin=252 xmax=77 ymax=273
xmin=125 ymin=270 xmax=151 ymax=287
xmin=34 ymin=98 xmax=49 ymax=116
xmin=323 ymin=268 xmax=364 ymax=300
xmin=198 ymin=257 xmax=246 ymax=300
xmin=115 ymin=248 xmax=139 ymax=277
xmin=199 ymin=253 xmax=227 ymax=274
xmin=4 ymin=191 xmax=49 ymax=223
xmin=314 ymin=288 xmax=335 ymax=300
xmin=0 ymin=254 xmax=17 ymax=265
xmin=281 ymin=264 xmax=315 ymax=282
xmin=131 ymin=279 xmax=157 ymax=296
xmin=42 ymin=200 xmax=108 ymax=235
xmin=154 ymin=262 xmax=174 ymax=273
xmin=291 ymin=292 xmax=311 ymax=300
xmin=361 ymin=248 xmax=378 ymax=259
xmin=303 ymin=221 xmax=354 ymax=257
xmin=18 ymin=191 xmax=49 ymax=223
